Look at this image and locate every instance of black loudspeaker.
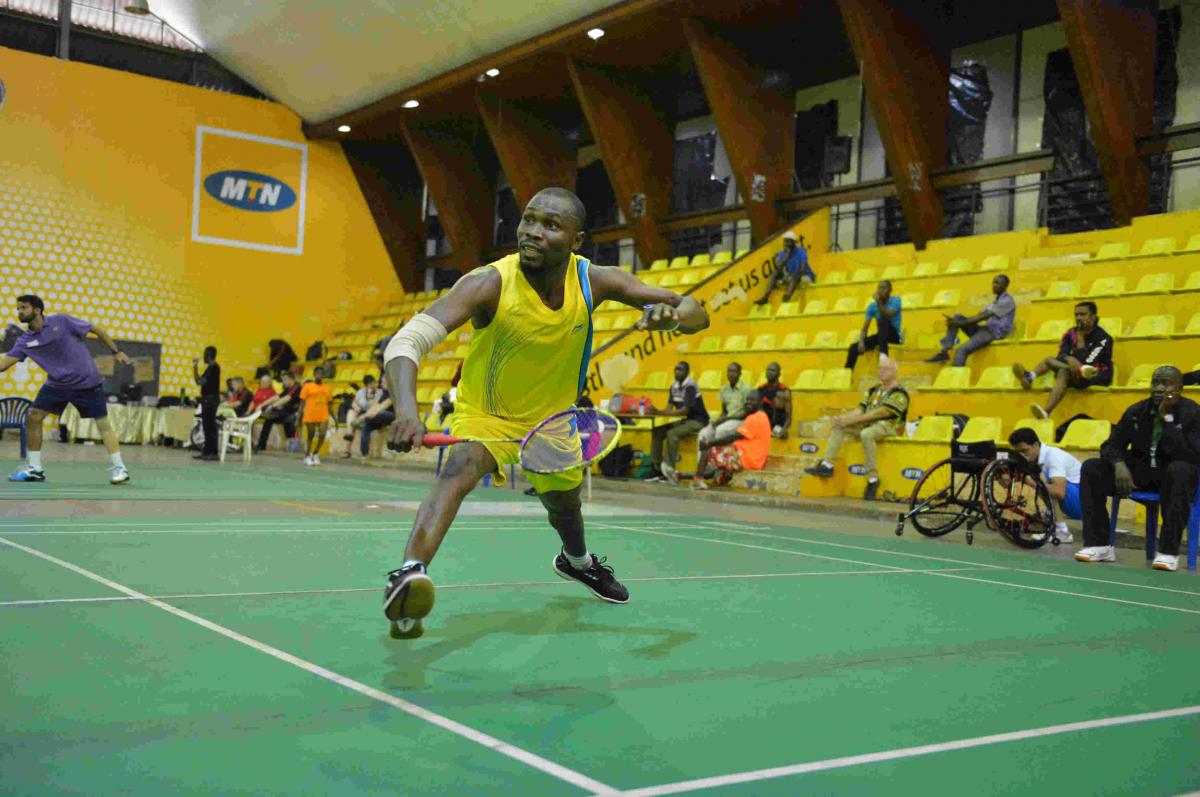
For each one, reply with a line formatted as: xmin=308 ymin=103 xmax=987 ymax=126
xmin=823 ymin=136 xmax=853 ymax=175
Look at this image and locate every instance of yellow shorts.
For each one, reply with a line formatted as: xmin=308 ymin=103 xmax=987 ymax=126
xmin=450 ymin=411 xmax=583 ymax=493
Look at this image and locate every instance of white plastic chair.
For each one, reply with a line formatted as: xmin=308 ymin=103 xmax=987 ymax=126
xmin=219 ymin=410 xmax=262 ymax=463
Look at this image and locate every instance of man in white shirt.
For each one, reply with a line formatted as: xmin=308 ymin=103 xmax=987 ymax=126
xmin=1009 ymin=426 xmax=1082 ymax=543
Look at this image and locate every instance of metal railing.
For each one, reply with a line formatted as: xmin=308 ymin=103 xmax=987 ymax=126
xmin=1 ymin=0 xmax=200 ymax=51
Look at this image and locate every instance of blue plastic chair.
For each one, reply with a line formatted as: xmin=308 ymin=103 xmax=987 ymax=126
xmin=0 ymin=397 xmax=32 ymax=458
xmin=1109 ymin=487 xmax=1200 ymax=571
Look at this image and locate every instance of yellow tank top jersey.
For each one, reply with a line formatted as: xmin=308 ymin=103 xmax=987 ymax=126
xmin=455 ymin=252 xmax=594 ymax=428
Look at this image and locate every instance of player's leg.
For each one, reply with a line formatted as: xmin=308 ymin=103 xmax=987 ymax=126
xmin=78 ymin=386 xmax=129 ymax=484
xmin=1039 ymin=367 xmax=1073 ymax=416
xmin=541 ymin=483 xmax=629 ymax=604
xmin=9 ymin=384 xmax=66 ymax=481
xmin=383 ymin=442 xmax=496 ymax=637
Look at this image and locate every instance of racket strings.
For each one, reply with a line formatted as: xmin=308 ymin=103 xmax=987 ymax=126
xmin=520 ymin=408 xmax=621 ymax=474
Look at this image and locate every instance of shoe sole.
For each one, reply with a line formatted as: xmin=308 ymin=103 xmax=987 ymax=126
xmin=552 ymin=557 xmax=629 ymax=604
xmin=110 ymin=477 xmax=130 ymax=485
xmin=7 ymin=478 xmax=45 ymax=483
xmin=1152 ymin=562 xmax=1178 ymax=572
xmin=1074 ymin=554 xmax=1115 ymax=563
xmin=389 ymin=619 xmax=425 ymax=639
xmin=383 ymin=573 xmax=435 ymax=622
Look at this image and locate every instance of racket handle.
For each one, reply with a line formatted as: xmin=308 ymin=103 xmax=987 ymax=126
xmin=421 ymin=433 xmax=462 ymax=447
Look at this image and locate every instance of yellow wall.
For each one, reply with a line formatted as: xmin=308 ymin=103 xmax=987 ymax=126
xmin=0 ymin=46 xmax=398 ymax=400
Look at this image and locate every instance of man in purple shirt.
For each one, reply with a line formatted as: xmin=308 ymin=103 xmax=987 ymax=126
xmin=0 ymin=295 xmax=132 ymax=484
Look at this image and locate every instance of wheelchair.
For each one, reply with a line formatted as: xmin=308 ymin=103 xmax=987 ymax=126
xmin=895 ymin=438 xmax=1060 ymax=549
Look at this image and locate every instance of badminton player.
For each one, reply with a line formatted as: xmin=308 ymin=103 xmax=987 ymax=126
xmin=381 ymin=187 xmax=708 ymax=638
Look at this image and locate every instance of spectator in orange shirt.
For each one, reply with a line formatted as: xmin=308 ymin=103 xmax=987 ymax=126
xmin=692 ymin=391 xmax=771 ymax=489
xmin=297 ymin=366 xmax=333 ymax=466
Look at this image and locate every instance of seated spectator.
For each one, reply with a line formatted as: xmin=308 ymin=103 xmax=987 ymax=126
xmin=1184 ymin=369 xmax=1200 ymax=388
xmin=254 ymin=371 xmax=301 ymax=452
xmin=264 ymin=338 xmax=298 ymax=379
xmin=845 ymin=280 xmax=901 ymax=371
xmin=755 ymin=232 xmax=814 ymax=304
xmin=697 ymin=362 xmax=751 ymax=462
xmin=341 ymin=375 xmax=380 ymax=458
xmin=693 ymin=390 xmax=771 ymax=489
xmin=649 ymin=361 xmax=709 ymax=483
xmin=757 ymin=362 xmax=791 ymax=439
xmin=1008 ymin=427 xmax=1081 ymax=543
xmin=1013 ymin=301 xmax=1113 ymax=419
xmin=351 ymin=381 xmax=395 ymax=458
xmin=926 ymin=274 xmax=1016 ymax=365
xmin=250 ymin=374 xmax=277 ymax=413
xmin=805 ymin=356 xmax=908 ymax=501
xmin=224 ymin=376 xmax=254 ymax=417
xmin=1075 ymin=366 xmax=1200 ymax=571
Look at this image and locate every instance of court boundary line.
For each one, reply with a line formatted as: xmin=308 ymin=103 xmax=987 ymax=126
xmin=601 ymin=704 xmax=1200 ymax=796
xmin=0 ymin=534 xmax=614 ymax=794
xmin=0 ymin=567 xmax=992 ymax=608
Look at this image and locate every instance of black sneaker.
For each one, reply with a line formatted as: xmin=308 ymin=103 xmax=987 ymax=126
xmin=383 ymin=562 xmax=435 ymax=639
xmin=804 ymin=462 xmax=834 ymax=478
xmin=553 ymin=552 xmax=629 ymax=604
xmin=862 ymin=479 xmax=879 ymax=501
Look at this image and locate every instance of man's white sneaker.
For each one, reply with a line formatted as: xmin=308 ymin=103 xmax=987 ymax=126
xmin=303 ymin=455 xmax=313 ymax=466
xmin=109 ymin=466 xmax=130 ymax=485
xmin=1054 ymin=523 xmax=1073 ymax=544
xmin=1075 ymin=545 xmax=1116 ymax=563
xmin=1152 ymin=553 xmax=1179 ymax=572
xmin=661 ymin=463 xmax=678 ymax=484
xmin=311 ymin=454 xmax=321 ymax=466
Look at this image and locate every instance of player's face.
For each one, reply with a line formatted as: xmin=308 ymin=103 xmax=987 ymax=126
xmin=1075 ymin=305 xmax=1096 ymax=332
xmin=517 ymin=199 xmax=582 ymax=272
xmin=766 ymin=364 xmax=780 ymax=383
xmin=1014 ymin=442 xmax=1038 ymax=463
xmin=16 ymin=302 xmax=37 ymax=323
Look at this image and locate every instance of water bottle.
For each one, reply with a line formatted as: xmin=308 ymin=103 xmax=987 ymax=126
xmin=638 ymin=399 xmax=646 ymax=416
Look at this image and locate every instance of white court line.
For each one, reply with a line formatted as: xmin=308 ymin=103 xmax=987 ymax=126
xmin=0 ymin=524 xmax=707 ymax=536
xmin=602 ymin=704 xmax=1200 ymax=796
xmin=0 ymin=567 xmax=992 ymax=608
xmin=925 ymin=571 xmax=1200 ymax=617
xmin=0 ymin=534 xmax=613 ymax=794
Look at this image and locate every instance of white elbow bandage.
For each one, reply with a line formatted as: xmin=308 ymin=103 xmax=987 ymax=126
xmin=384 ymin=313 xmax=448 ymax=367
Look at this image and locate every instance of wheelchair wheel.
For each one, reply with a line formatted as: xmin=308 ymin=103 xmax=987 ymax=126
xmin=980 ymin=458 xmax=1055 ymax=548
xmin=908 ymin=458 xmax=976 ymax=537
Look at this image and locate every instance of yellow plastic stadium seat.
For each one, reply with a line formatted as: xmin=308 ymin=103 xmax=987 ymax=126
xmin=917 ymin=332 xmax=942 ymax=350
xmin=618 ymin=264 xmax=633 ymax=273
xmin=851 ymin=268 xmax=877 ymax=283
xmin=417 ymin=364 xmax=436 ymax=381
xmin=1010 ymin=418 xmax=1055 ymax=444
xmin=1089 ymin=242 xmax=1130 ymax=261
xmin=832 ymin=296 xmax=861 ymax=313
xmin=1059 ymin=419 xmax=1112 ymax=449
xmin=1086 ymin=276 xmax=1126 ymax=297
xmin=641 ymin=372 xmax=669 ymax=390
xmin=944 ymin=258 xmax=974 ymax=275
xmin=1123 ymin=363 xmax=1164 ymax=390
xmin=930 ymin=289 xmax=960 ymax=308
xmin=1127 ymin=315 xmax=1173 ymax=339
xmin=740 ymin=304 xmax=772 ymax=322
xmin=912 ymin=262 xmax=939 ymax=278
xmin=979 ymin=254 xmax=1010 ymax=272
xmin=735 ymin=248 xmax=750 ymax=259
xmin=697 ymin=370 xmax=722 ymax=391
xmin=649 ymin=259 xmax=669 ymax=272
xmin=802 ymin=299 xmax=828 ymax=315
xmin=793 ymin=369 xmax=824 ymax=390
xmin=415 ymin=387 xmax=434 ymax=403
xmin=970 ymin=366 xmax=1018 ymax=391
xmin=775 ymin=302 xmax=801 ymax=317
xmin=808 ymin=330 xmax=841 ymax=349
xmin=1035 ymin=280 xmax=1079 ymax=302
xmin=1130 ymin=273 xmax=1173 ymax=294
xmin=911 ymin=416 xmax=956 ymax=443
xmin=1181 ymin=272 xmax=1200 ymax=292
xmin=712 ymin=251 xmax=733 ymax=265
xmin=593 ymin=316 xmax=613 ymax=332
xmin=659 ymin=273 xmax=681 ymax=288
xmin=780 ymin=332 xmax=806 ymax=350
xmin=741 ymin=369 xmax=755 ymax=388
xmin=690 ymin=254 xmax=711 ymax=267
xmin=881 ymin=265 xmax=908 ymax=280
xmin=958 ymin=417 xmax=1002 ymax=444
xmin=433 ymin=365 xmax=453 ymax=381
xmin=1104 ymin=317 xmax=1125 ymax=337
xmin=453 ymin=344 xmax=469 ymax=358
xmin=824 ymin=271 xmax=848 ymax=285
xmin=699 ymin=267 xmax=718 ymax=280
xmin=750 ymin=333 xmax=777 ymax=351
xmin=821 ymin=368 xmax=853 ymax=391
xmin=1029 ymin=319 xmax=1072 ymax=341
xmin=1134 ymin=237 xmax=1176 ymax=257
xmin=697 ymin=336 xmax=721 ymax=353
xmin=841 ymin=329 xmax=863 ymax=347
xmin=641 ymin=273 xmax=662 ymax=286
xmin=928 ymin=367 xmax=971 ymax=391
xmin=899 ymin=292 xmax=926 ymax=309
xmin=679 ymin=271 xmax=700 ymax=286
xmin=1180 ymin=313 xmax=1200 ymax=337
xmin=668 ymin=256 xmax=690 ymax=269
xmin=722 ymin=335 xmax=749 ymax=352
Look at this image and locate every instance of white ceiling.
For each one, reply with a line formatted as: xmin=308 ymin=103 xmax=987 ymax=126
xmin=149 ymin=0 xmax=623 ymax=124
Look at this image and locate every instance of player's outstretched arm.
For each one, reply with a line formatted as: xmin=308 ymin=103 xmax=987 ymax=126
xmin=383 ymin=267 xmax=501 ymax=452
xmin=88 ymin=324 xmax=131 ymax=365
xmin=0 ymin=354 xmax=18 ymax=373
xmin=588 ymin=265 xmax=709 ymax=334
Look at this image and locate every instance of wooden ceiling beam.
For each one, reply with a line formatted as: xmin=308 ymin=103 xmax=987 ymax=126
xmin=682 ymin=18 xmax=791 ymax=245
xmin=838 ymin=0 xmax=948 ymax=250
xmin=1057 ymin=0 xmax=1158 ymax=226
xmin=399 ymin=121 xmax=494 ymax=272
xmin=475 ymin=93 xmax=577 ymax=209
xmin=567 ymin=58 xmax=672 ymax=264
xmin=340 ymin=141 xmax=427 ymax=292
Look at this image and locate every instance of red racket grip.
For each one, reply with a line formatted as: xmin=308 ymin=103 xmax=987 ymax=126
xmin=421 ymin=433 xmax=463 ymax=447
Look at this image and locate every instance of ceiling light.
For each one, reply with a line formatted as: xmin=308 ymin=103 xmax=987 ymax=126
xmin=124 ymin=0 xmax=151 ymax=14
xmin=402 ymin=99 xmax=420 ymax=109
xmin=587 ymin=28 xmax=605 ymax=40
xmin=485 ymin=68 xmax=500 ymax=77
xmin=337 ymin=124 xmax=351 ymax=133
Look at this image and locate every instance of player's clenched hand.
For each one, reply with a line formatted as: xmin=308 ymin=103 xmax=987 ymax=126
xmin=114 ymin=352 xmax=133 ymax=366
xmin=388 ymin=414 xmax=425 ymax=453
xmin=636 ymin=303 xmax=679 ymax=331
